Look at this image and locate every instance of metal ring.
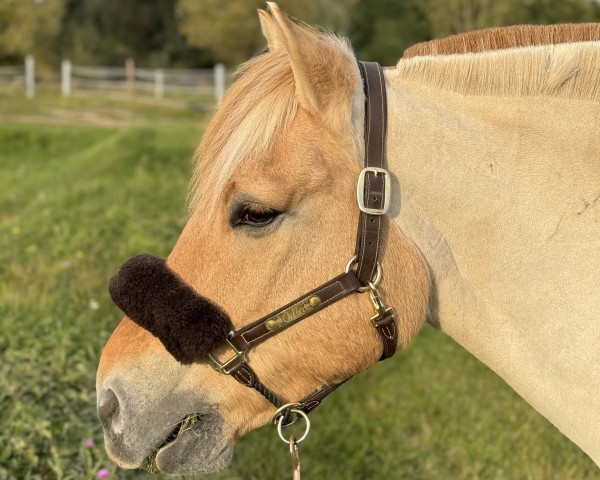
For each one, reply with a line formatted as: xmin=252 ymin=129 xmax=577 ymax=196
xmin=371 ymin=264 xmax=382 ymax=287
xmin=345 ymin=256 xmax=383 ymax=290
xmin=345 ymin=255 xmax=358 ymax=273
xmin=277 ymin=408 xmax=310 ymax=444
xmin=272 ymin=402 xmax=301 ymax=425
xmin=356 ymin=263 xmax=382 ymax=292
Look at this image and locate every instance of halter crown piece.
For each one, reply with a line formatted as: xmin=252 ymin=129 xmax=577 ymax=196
xmin=108 ymin=62 xmax=397 ymax=442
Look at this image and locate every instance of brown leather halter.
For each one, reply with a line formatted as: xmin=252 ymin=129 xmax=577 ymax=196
xmin=206 ymin=61 xmax=398 ymax=426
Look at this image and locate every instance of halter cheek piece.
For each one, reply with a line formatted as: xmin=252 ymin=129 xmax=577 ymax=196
xmin=108 ymin=62 xmax=396 ymax=427
xmin=208 ymin=62 xmax=396 ymax=424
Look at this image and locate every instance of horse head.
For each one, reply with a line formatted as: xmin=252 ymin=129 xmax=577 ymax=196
xmin=96 ymin=3 xmax=430 ymax=475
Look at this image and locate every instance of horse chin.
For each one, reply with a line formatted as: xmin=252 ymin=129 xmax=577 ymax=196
xmin=152 ymin=413 xmax=234 ymax=475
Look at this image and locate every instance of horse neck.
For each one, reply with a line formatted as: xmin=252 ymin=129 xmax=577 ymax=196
xmin=382 ymin=72 xmax=493 ymax=352
xmin=380 ymin=67 xmax=600 ymax=465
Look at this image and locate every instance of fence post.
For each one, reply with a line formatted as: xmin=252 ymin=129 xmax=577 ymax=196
xmin=25 ymin=55 xmax=35 ymax=99
xmin=214 ymin=63 xmax=226 ymax=103
xmin=61 ymin=59 xmax=71 ymax=97
xmin=126 ymin=58 xmax=135 ymax=98
xmin=155 ymin=69 xmax=164 ymax=99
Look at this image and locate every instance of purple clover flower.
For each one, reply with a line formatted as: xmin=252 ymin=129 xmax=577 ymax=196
xmin=96 ymin=468 xmax=110 ymax=479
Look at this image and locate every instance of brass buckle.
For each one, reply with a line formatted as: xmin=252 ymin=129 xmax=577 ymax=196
xmin=206 ymin=338 xmax=247 ymax=375
xmin=368 ymin=285 xmax=394 ymax=327
xmin=356 ymin=167 xmax=391 ymax=215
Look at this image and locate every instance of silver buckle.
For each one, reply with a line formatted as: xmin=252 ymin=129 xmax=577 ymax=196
xmin=356 ymin=167 xmax=391 ymax=215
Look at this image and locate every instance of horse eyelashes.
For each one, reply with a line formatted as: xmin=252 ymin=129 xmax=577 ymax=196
xmin=239 ymin=208 xmax=279 ymax=226
xmin=230 ymin=202 xmax=281 ymax=228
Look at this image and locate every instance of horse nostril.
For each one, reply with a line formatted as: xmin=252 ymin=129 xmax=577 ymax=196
xmin=98 ymin=388 xmax=120 ymax=432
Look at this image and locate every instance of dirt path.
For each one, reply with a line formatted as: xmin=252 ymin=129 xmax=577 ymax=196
xmin=0 ymin=109 xmax=137 ymax=127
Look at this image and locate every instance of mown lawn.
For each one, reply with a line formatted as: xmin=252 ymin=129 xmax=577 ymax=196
xmin=0 ymin=99 xmax=598 ymax=479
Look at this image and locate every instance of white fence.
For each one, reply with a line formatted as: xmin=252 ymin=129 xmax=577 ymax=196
xmin=0 ymin=65 xmax=24 ymax=88
xmin=0 ymin=57 xmax=228 ymax=102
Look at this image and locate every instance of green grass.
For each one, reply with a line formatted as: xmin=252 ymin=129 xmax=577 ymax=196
xmin=0 ymin=97 xmax=598 ymax=479
xmin=0 ymin=90 xmax=212 ymax=125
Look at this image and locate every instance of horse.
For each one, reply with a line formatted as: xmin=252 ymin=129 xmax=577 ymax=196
xmin=96 ymin=2 xmax=600 ymax=475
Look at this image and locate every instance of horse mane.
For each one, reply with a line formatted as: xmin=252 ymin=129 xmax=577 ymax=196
xmin=395 ymin=27 xmax=600 ymax=103
xmin=403 ymin=24 xmax=600 ymax=58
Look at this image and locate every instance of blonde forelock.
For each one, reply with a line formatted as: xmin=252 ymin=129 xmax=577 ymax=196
xmin=187 ymin=50 xmax=298 ymax=211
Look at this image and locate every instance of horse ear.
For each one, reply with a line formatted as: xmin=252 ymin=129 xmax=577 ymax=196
xmin=266 ymin=2 xmax=360 ymax=136
xmin=258 ymin=9 xmax=284 ymax=51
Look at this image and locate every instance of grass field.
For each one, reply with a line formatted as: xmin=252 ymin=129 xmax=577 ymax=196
xmin=1 ymin=94 xmax=598 ymax=479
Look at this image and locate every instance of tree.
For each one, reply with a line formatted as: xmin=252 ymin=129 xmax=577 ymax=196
xmin=0 ymin=0 xmax=65 ymax=67
xmin=350 ymin=0 xmax=600 ymax=64
xmin=59 ymin=0 xmax=205 ymax=68
xmin=417 ymin=0 xmax=600 ymax=38
xmin=349 ymin=0 xmax=431 ymax=65
xmin=176 ymin=0 xmax=357 ymax=65
xmin=521 ymin=0 xmax=600 ymax=24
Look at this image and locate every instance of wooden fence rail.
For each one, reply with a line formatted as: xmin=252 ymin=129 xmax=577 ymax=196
xmin=0 ymin=57 xmax=228 ymax=103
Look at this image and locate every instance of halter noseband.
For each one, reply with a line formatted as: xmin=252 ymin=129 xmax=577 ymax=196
xmin=205 ymin=61 xmax=397 ymax=425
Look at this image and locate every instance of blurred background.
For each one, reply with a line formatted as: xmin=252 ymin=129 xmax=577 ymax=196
xmin=1 ymin=1 xmax=600 ymax=479
xmin=3 ymin=0 xmax=600 ymax=68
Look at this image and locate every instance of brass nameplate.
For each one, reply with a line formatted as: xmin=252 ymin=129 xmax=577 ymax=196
xmin=265 ymin=295 xmax=321 ymax=331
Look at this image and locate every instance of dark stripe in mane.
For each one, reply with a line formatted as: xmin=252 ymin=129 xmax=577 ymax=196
xmin=403 ymin=23 xmax=600 ymax=58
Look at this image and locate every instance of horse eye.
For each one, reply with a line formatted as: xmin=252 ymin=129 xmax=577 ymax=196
xmin=237 ymin=207 xmax=279 ymax=227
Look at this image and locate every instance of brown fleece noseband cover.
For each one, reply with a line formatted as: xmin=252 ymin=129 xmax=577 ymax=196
xmin=108 ymin=254 xmax=233 ymax=364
